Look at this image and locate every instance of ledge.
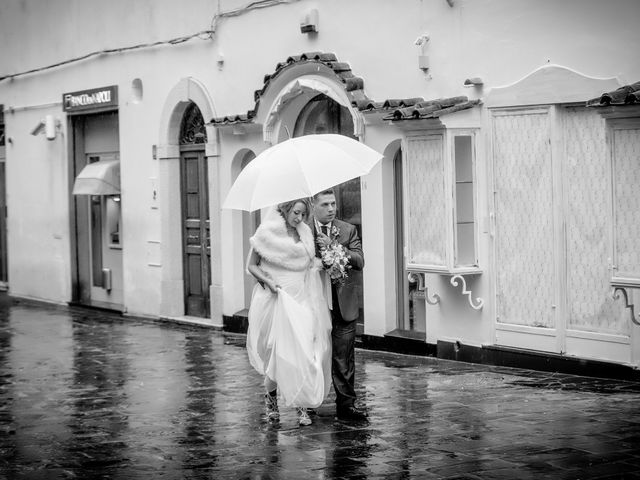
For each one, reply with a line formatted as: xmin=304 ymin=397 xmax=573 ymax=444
xmin=438 ymin=341 xmax=640 ymax=382
xmin=216 ymin=309 xmax=640 ymax=381
xmin=361 ymin=331 xmax=435 ymax=357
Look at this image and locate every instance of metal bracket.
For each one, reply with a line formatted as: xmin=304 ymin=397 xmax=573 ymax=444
xmin=611 ymin=287 xmax=640 ymax=326
xmin=408 ymin=271 xmax=440 ymax=305
xmin=450 ymin=274 xmax=484 ymax=310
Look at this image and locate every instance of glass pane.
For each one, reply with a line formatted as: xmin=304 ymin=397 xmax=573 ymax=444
xmin=406 ymin=135 xmax=447 ymax=266
xmin=454 ymin=136 xmax=473 ymax=182
xmin=613 ymin=128 xmax=640 ymax=279
xmin=564 ymin=108 xmax=626 ymax=333
xmin=456 ymin=223 xmax=475 ymax=266
xmin=455 ymin=182 xmax=474 ymax=224
xmin=180 ymin=103 xmax=207 ymax=144
xmin=90 ymin=196 xmax=103 ymax=287
xmin=493 ymin=111 xmax=555 ymax=328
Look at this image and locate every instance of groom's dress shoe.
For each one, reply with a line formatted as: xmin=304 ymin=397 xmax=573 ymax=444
xmin=336 ymin=405 xmax=367 ymax=421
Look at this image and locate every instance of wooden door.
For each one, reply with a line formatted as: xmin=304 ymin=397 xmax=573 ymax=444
xmin=181 ymin=147 xmax=210 ymax=317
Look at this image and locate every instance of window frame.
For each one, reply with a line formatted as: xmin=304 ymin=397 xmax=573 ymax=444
xmin=609 ymin=117 xmax=640 ymax=288
xmin=403 ymin=128 xmax=481 ymax=275
xmin=450 ymin=129 xmax=479 ymax=271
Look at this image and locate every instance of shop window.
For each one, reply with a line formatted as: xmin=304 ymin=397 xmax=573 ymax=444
xmin=453 ymin=134 xmax=477 ymax=267
xmin=405 ymin=130 xmax=479 ymax=274
xmin=610 ymin=119 xmax=640 ymax=287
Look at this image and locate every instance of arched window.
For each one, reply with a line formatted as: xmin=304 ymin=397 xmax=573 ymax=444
xmin=294 ymin=93 xmax=365 ymax=328
xmin=180 ymin=103 xmax=207 ymax=145
xmin=293 ymin=94 xmax=361 ymax=226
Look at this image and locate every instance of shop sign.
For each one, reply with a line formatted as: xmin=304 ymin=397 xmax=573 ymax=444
xmin=63 ymin=86 xmax=118 ymax=113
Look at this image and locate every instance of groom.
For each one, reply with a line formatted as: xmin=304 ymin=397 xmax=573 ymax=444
xmin=312 ymin=189 xmax=367 ymax=421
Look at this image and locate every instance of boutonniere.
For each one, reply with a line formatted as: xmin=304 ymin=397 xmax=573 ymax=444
xmin=330 ymin=225 xmax=340 ymax=240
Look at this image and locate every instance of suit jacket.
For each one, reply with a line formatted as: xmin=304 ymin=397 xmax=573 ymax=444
xmin=311 ymin=217 xmax=364 ymax=322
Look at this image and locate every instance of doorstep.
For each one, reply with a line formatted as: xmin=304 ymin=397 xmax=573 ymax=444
xmin=224 ymin=309 xmax=250 ymax=333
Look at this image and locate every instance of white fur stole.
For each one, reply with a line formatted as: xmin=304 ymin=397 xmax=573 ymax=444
xmin=250 ymin=213 xmax=315 ymax=271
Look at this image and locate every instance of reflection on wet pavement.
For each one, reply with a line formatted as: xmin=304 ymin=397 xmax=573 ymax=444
xmin=1 ymin=296 xmax=639 ymax=479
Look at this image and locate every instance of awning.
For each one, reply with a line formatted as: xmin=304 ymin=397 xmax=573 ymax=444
xmin=72 ymin=160 xmax=120 ymax=195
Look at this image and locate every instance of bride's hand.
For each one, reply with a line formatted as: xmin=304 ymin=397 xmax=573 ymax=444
xmin=266 ymin=280 xmax=280 ymax=294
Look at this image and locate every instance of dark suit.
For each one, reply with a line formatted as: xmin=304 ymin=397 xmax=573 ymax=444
xmin=313 ymin=217 xmax=364 ymax=409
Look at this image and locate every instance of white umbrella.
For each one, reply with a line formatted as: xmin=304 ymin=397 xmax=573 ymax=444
xmin=222 ymin=134 xmax=383 ymax=211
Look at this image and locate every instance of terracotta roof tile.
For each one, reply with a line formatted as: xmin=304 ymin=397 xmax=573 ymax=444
xmin=208 ymin=52 xmax=482 ymax=126
xmin=587 ymin=81 xmax=640 ymax=106
xmin=210 ymin=51 xmax=367 ymax=126
xmin=209 ymin=113 xmax=254 ymax=126
xmin=326 ymin=62 xmax=351 ymax=73
xmin=382 ymin=97 xmax=481 ymax=121
xmin=380 ymin=99 xmax=404 ymax=109
xmin=627 ymin=90 xmax=640 ymax=104
xmin=285 ymin=55 xmax=302 ymax=63
xmin=351 ymin=99 xmax=384 ymax=111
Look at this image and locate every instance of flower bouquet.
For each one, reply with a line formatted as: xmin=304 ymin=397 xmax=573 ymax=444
xmin=320 ymin=226 xmax=349 ymax=285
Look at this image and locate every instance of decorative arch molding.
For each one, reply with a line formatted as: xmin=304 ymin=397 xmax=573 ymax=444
xmin=485 ymin=64 xmax=621 ymax=108
xmin=156 ymin=77 xmax=222 ymax=324
xmin=258 ymin=68 xmax=365 ymax=143
xmin=210 ymin=53 xmax=369 ymax=144
xmin=158 ymin=77 xmax=218 ymax=157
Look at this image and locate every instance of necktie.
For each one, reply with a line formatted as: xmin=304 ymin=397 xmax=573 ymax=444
xmin=322 ymin=225 xmax=329 ymax=236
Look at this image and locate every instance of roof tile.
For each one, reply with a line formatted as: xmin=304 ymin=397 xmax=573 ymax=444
xmin=587 ymin=81 xmax=640 ymax=106
xmin=382 ymin=97 xmax=481 ymax=121
xmin=209 ymin=51 xmax=365 ymax=126
xmin=208 ymin=52 xmax=482 ymax=127
xmin=626 ymin=90 xmax=640 ymax=104
xmin=327 ymin=62 xmax=351 ymax=73
xmin=344 ymin=77 xmax=364 ymax=92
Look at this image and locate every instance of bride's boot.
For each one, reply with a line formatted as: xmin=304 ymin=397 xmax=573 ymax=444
xmin=265 ymin=390 xmax=279 ymax=421
xmin=297 ymin=407 xmax=312 ymax=426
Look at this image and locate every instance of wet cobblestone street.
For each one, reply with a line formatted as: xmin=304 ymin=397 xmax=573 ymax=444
xmin=1 ymin=295 xmax=640 ymax=479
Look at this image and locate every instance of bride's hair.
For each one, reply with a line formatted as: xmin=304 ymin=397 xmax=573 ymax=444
xmin=277 ymin=198 xmax=311 ymax=219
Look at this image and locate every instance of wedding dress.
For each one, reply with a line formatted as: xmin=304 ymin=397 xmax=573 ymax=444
xmin=246 ymin=208 xmax=332 ymax=409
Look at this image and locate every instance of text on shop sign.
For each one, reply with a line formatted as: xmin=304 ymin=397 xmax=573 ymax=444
xmin=63 ymin=86 xmax=118 ymax=112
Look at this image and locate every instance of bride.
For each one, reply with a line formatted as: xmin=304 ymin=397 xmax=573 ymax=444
xmin=246 ymin=198 xmax=332 ymax=426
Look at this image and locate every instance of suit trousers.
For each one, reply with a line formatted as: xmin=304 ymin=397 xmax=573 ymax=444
xmin=331 ymin=285 xmax=357 ymax=409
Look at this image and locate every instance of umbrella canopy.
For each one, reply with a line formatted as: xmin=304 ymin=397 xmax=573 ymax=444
xmin=72 ymin=160 xmax=120 ymax=195
xmin=223 ymin=134 xmax=383 ymax=211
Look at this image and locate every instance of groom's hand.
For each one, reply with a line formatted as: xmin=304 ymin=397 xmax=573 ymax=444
xmin=316 ymin=232 xmax=331 ymax=248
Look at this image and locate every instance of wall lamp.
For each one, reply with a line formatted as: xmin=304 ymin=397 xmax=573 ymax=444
xmin=464 ymin=77 xmax=484 ymax=87
xmin=31 ymin=114 xmax=60 ymax=140
xmin=300 ymin=9 xmax=318 ymax=34
xmin=415 ymin=34 xmax=430 ymax=71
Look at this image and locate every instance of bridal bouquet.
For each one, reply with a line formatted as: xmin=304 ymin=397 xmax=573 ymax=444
xmin=320 ymin=226 xmax=349 ymax=285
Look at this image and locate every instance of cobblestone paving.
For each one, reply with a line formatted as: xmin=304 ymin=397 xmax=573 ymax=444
xmin=1 ymin=295 xmax=640 ymax=479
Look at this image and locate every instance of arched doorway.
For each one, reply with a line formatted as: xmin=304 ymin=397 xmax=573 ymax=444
xmin=293 ymin=93 xmax=364 ymax=329
xmin=179 ymin=103 xmax=211 ymax=317
xmin=240 ymin=150 xmax=260 ymax=309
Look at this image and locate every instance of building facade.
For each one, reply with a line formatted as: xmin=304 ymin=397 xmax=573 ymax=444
xmin=1 ymin=0 xmax=640 ymax=374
